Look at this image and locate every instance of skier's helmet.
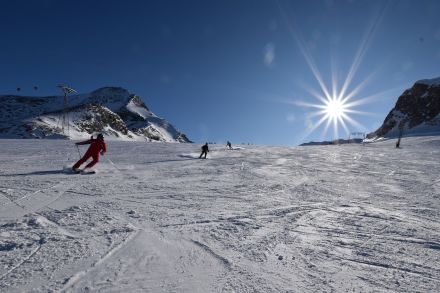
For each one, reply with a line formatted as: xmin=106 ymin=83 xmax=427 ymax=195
xmin=97 ymin=133 xmax=104 ymax=140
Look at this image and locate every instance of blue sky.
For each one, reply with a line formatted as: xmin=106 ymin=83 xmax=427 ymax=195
xmin=1 ymin=0 xmax=439 ymax=145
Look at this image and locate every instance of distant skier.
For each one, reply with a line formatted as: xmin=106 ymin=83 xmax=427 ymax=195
xmin=199 ymin=143 xmax=209 ymax=159
xmin=72 ymin=134 xmax=107 ymax=172
xmin=396 ymin=137 xmax=401 ymax=148
xmin=396 ymin=121 xmax=404 ymax=148
xmin=226 ymin=141 xmax=232 ymax=149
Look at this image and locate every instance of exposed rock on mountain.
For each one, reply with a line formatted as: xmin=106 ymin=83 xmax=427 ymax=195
xmin=0 ymin=87 xmax=191 ymax=142
xmin=368 ymin=77 xmax=440 ymax=139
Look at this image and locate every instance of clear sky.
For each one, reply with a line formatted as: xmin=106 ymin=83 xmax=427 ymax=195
xmin=1 ymin=0 xmax=439 ymax=145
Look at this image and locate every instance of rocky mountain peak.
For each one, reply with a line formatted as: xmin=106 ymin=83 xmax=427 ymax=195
xmin=368 ymin=77 xmax=440 ymax=139
xmin=415 ymin=77 xmax=440 ymax=87
xmin=0 ymin=87 xmax=191 ymax=142
xmin=90 ymin=86 xmax=130 ymax=98
xmin=87 ymin=87 xmax=132 ymax=111
xmin=129 ymin=95 xmax=150 ymax=112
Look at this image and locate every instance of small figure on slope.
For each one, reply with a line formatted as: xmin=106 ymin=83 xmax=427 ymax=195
xmin=72 ymin=133 xmax=107 ymax=172
xmin=199 ymin=143 xmax=209 ymax=159
xmin=226 ymin=141 xmax=232 ymax=149
xmin=395 ymin=137 xmax=401 ymax=148
xmin=396 ymin=120 xmax=405 ymax=148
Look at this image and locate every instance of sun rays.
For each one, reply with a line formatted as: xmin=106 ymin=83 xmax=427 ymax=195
xmin=296 ymin=79 xmax=370 ymax=140
xmin=277 ymin=0 xmax=392 ymax=141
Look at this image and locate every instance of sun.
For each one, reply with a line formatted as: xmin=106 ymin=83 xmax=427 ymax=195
xmin=277 ymin=0 xmax=392 ymax=141
xmin=325 ymin=97 xmax=346 ymax=120
xmin=294 ymin=85 xmax=371 ymax=141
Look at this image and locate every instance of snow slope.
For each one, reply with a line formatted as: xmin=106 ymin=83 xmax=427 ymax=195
xmin=0 ymin=138 xmax=439 ymax=292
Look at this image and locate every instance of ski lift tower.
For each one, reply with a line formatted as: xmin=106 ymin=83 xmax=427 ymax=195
xmin=57 ymin=85 xmax=77 ymax=137
xmin=348 ymin=132 xmax=366 ymax=145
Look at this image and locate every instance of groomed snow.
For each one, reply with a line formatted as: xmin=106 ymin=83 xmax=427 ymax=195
xmin=0 ymin=137 xmax=439 ymax=292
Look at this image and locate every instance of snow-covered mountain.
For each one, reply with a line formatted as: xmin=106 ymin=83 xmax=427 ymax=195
xmin=0 ymin=87 xmax=191 ymax=142
xmin=367 ymin=77 xmax=440 ymax=140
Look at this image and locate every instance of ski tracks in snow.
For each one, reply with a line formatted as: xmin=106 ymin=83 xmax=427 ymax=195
xmin=0 ymin=181 xmax=74 ymax=221
xmin=1 ymin=139 xmax=440 ymax=292
xmin=60 ymin=228 xmax=230 ymax=292
xmin=0 ymin=236 xmax=43 ymax=282
xmin=60 ymin=228 xmax=141 ymax=292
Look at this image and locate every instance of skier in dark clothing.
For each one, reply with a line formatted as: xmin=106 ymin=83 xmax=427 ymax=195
xmin=396 ymin=121 xmax=404 ymax=148
xmin=396 ymin=137 xmax=401 ymax=148
xmin=199 ymin=143 xmax=209 ymax=159
xmin=226 ymin=141 xmax=232 ymax=149
xmin=72 ymin=134 xmax=107 ymax=171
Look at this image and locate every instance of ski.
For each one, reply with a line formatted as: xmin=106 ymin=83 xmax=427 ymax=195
xmin=65 ymin=168 xmax=96 ymax=175
xmin=81 ymin=170 xmax=96 ymax=175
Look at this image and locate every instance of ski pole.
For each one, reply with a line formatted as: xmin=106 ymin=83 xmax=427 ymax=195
xmin=105 ymin=157 xmax=121 ymax=172
xmin=76 ymin=144 xmax=82 ymax=159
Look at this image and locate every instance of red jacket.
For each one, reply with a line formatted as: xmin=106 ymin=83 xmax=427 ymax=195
xmin=77 ymin=138 xmax=106 ymax=155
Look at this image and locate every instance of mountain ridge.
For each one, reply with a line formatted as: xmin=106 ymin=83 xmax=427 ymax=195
xmin=367 ymin=77 xmax=440 ymax=140
xmin=0 ymin=87 xmax=191 ymax=142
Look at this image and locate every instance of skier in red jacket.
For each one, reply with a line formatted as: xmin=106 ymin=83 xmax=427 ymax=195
xmin=72 ymin=134 xmax=107 ymax=172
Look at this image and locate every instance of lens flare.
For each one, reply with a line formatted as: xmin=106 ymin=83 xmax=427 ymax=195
xmin=276 ymin=0 xmax=393 ymax=141
xmin=295 ymin=82 xmax=370 ymax=141
xmin=325 ymin=98 xmax=346 ymax=120
xmin=275 ymin=0 xmax=395 ymax=143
